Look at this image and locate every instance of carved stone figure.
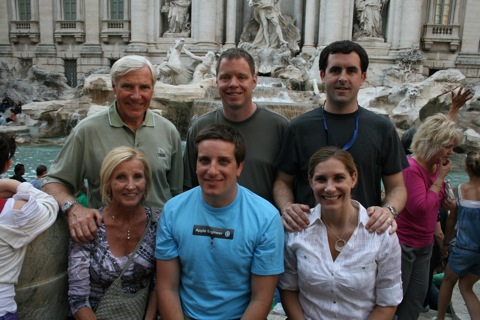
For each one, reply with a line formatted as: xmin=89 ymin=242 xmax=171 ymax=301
xmin=249 ymin=0 xmax=287 ymax=48
xmin=240 ymin=0 xmax=300 ymax=52
xmin=157 ymin=38 xmax=191 ymax=85
xmin=354 ymin=0 xmax=388 ymax=39
xmin=162 ymin=0 xmax=191 ymax=35
xmin=238 ymin=0 xmax=300 ymax=76
xmin=183 ymin=47 xmax=217 ymax=84
xmin=290 ymin=55 xmax=320 ymax=95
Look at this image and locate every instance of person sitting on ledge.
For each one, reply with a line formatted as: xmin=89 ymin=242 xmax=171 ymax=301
xmin=0 ymin=132 xmax=58 ymax=320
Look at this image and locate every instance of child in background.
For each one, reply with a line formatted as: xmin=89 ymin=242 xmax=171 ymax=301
xmin=436 ymin=151 xmax=480 ymax=320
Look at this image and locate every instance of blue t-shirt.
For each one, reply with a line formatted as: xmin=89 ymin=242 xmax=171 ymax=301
xmin=155 ymin=185 xmax=284 ymax=319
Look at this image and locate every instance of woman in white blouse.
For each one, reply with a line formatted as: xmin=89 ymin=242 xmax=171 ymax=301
xmin=278 ymin=146 xmax=402 ymax=320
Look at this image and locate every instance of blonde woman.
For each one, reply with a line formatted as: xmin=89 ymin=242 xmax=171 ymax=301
xmin=395 ymin=113 xmax=461 ymax=319
xmin=68 ymin=147 xmax=157 ymax=319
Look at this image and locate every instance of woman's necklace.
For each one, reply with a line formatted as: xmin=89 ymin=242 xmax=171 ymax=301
xmin=321 ymin=206 xmax=355 ymax=253
xmin=110 ymin=211 xmax=137 ymax=240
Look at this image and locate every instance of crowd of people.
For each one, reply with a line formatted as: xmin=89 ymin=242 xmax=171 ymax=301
xmin=0 ymin=40 xmax=478 ymax=320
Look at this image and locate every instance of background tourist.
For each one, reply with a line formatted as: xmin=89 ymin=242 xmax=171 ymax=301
xmin=30 ymin=164 xmax=47 ymax=190
xmin=183 ymin=47 xmax=288 ymax=204
xmin=278 ymin=146 xmax=402 ymax=319
xmin=449 ymin=85 xmax=473 ymax=121
xmin=399 ymin=91 xmax=474 ymax=313
xmin=156 ymin=124 xmax=284 ymax=320
xmin=274 ymin=40 xmax=407 ymax=233
xmin=436 ymin=150 xmax=480 ymax=320
xmin=395 ymin=113 xmax=461 ymax=319
xmin=9 ymin=164 xmax=26 ymax=183
xmin=0 ymin=133 xmax=58 ymax=320
xmin=68 ymin=147 xmax=157 ymax=319
xmin=43 ymin=55 xmax=183 ymax=243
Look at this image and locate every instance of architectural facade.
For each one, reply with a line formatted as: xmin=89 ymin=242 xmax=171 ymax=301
xmin=1 ymin=0 xmax=480 ymax=87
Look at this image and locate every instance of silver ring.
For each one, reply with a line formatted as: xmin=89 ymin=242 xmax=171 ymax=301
xmin=386 ymin=217 xmax=392 ymax=225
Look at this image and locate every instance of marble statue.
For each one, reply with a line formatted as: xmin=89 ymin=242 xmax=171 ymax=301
xmin=354 ymin=0 xmax=388 ymax=39
xmin=183 ymin=47 xmax=217 ymax=84
xmin=248 ymin=0 xmax=287 ymax=48
xmin=238 ymin=0 xmax=300 ymax=75
xmin=161 ymin=0 xmax=191 ymax=35
xmin=290 ymin=54 xmax=320 ymax=95
xmin=240 ymin=0 xmax=299 ymax=51
xmin=157 ymin=38 xmax=192 ymax=85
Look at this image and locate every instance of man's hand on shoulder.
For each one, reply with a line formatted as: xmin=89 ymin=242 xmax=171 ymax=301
xmin=68 ymin=205 xmax=103 ymax=243
xmin=282 ymin=204 xmax=311 ymax=232
xmin=366 ymin=206 xmax=397 ymax=235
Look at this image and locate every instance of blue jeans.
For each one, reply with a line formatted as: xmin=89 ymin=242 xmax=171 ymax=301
xmin=0 ymin=313 xmax=19 ymax=320
xmin=396 ymin=244 xmax=433 ymax=320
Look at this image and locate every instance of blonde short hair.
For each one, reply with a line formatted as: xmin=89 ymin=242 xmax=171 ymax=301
xmin=411 ymin=113 xmax=462 ymax=161
xmin=99 ymin=146 xmax=152 ymax=205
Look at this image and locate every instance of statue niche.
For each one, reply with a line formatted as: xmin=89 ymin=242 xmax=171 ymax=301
xmin=353 ymin=0 xmax=389 ymax=40
xmin=239 ymin=0 xmax=301 ymax=75
xmin=162 ymin=0 xmax=191 ymax=37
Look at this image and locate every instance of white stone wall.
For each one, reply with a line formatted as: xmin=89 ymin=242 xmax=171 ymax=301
xmin=1 ymin=0 xmax=480 ymax=84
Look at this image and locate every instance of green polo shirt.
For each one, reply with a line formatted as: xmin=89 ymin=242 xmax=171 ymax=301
xmin=44 ymin=103 xmax=183 ymax=211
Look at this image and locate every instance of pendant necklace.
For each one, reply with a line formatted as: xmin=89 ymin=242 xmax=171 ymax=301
xmin=322 ymin=207 xmax=355 ymax=253
xmin=110 ymin=212 xmax=137 ymax=240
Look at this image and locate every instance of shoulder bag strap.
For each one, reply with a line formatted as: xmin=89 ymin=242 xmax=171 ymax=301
xmin=118 ymin=213 xmax=151 ymax=277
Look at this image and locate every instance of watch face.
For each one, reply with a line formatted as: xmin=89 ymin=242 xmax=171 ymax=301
xmin=388 ymin=206 xmax=398 ymax=216
xmin=62 ymin=201 xmax=75 ymax=212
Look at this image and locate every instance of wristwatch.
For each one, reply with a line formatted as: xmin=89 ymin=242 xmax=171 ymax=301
xmin=385 ymin=205 xmax=399 ymax=219
xmin=61 ymin=200 xmax=78 ymax=213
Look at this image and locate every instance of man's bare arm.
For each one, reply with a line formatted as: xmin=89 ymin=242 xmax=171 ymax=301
xmin=156 ymin=258 xmax=184 ymax=320
xmin=43 ymin=182 xmax=102 ymax=243
xmin=366 ymin=172 xmax=407 ymax=235
xmin=242 ymin=275 xmax=278 ymax=320
xmin=273 ymin=170 xmax=310 ymax=231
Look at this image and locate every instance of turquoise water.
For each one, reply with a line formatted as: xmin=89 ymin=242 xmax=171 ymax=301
xmin=446 ymin=153 xmax=469 ymax=187
xmin=2 ymin=144 xmax=61 ymax=181
xmin=0 ymin=144 xmax=470 ymax=187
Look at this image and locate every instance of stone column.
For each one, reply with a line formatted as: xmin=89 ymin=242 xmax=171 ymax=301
xmin=193 ymin=0 xmax=217 ymax=49
xmin=0 ymin=0 xmax=12 ymax=55
xmin=127 ymin=0 xmax=148 ymax=53
xmin=456 ymin=0 xmax=480 ymax=77
xmin=318 ymin=0 xmax=353 ymax=45
xmin=386 ymin=0 xmax=402 ymax=48
xmin=293 ymin=0 xmax=303 ymax=32
xmin=81 ymin=0 xmax=103 ymax=84
xmin=303 ymin=0 xmax=318 ymax=52
xmin=35 ymin=0 xmax=56 ymax=59
xmin=146 ymin=0 xmax=156 ymax=46
xmin=459 ymin=0 xmax=480 ymax=54
xmin=396 ymin=0 xmax=424 ymax=49
xmin=83 ymin=0 xmax=101 ymax=45
xmin=224 ymin=0 xmax=237 ymax=48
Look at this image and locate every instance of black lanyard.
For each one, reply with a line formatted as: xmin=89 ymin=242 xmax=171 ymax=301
xmin=322 ymin=106 xmax=359 ymax=151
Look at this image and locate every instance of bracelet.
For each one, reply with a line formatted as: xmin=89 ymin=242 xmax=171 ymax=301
xmin=432 ymin=182 xmax=443 ymax=188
